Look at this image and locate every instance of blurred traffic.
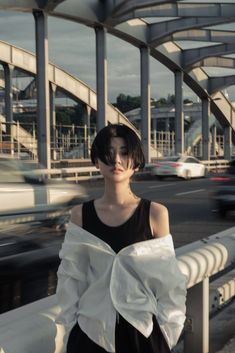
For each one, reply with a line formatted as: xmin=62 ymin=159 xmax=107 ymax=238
xmin=0 ymin=156 xmax=89 ymax=313
xmin=0 ymin=156 xmax=88 ymax=226
xmin=210 ymin=159 xmax=235 ymax=218
xmin=0 ymin=222 xmax=65 ymax=313
xmin=150 ymin=154 xmax=207 ymax=180
xmin=0 ymin=156 xmax=234 ymax=315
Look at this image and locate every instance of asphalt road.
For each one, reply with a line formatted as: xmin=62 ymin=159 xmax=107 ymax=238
xmin=0 ymin=175 xmax=234 ymax=312
xmin=86 ymin=176 xmax=235 ymax=248
xmin=0 ymin=176 xmax=234 ymax=249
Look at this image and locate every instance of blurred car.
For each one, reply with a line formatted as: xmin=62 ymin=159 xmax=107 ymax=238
xmin=0 ymin=157 xmax=88 ymax=225
xmin=0 ymin=224 xmax=64 ymax=313
xmin=151 ymin=155 xmax=207 ymax=180
xmin=63 ymin=145 xmax=84 ymax=159
xmin=210 ymin=159 xmax=235 ymax=218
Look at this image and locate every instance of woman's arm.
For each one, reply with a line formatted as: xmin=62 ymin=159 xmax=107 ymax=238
xmin=70 ymin=204 xmax=82 ymax=227
xmin=149 ymin=202 xmax=170 ymax=238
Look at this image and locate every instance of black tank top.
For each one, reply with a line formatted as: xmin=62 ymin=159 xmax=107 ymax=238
xmin=82 ymin=199 xmax=153 ymax=253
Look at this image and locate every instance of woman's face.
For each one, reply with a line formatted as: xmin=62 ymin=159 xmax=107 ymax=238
xmin=95 ymin=137 xmax=137 ymax=181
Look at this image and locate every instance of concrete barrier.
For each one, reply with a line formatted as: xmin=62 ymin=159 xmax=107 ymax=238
xmin=0 ymin=227 xmax=234 ymax=353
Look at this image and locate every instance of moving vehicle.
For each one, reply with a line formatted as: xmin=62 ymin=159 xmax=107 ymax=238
xmin=0 ymin=157 xmax=88 ymax=225
xmin=151 ymin=155 xmax=207 ymax=180
xmin=0 ymin=224 xmax=63 ymax=313
xmin=210 ymin=159 xmax=235 ymax=218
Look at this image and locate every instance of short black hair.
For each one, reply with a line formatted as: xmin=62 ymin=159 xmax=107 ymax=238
xmin=90 ymin=124 xmax=145 ymax=169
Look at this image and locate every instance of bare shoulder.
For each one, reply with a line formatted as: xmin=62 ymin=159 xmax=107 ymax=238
xmin=149 ymin=201 xmax=170 ymax=238
xmin=70 ymin=204 xmax=83 ymax=227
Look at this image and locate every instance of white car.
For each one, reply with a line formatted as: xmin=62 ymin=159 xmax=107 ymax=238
xmin=0 ymin=158 xmax=88 ymax=225
xmin=151 ymin=155 xmax=207 ymax=180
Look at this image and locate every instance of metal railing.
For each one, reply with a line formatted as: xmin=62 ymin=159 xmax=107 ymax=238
xmin=0 ymin=227 xmax=234 ymax=353
xmin=30 ymin=159 xmax=230 ymax=183
xmin=0 ymin=119 xmax=96 ymax=160
xmin=0 ymin=119 xmax=230 ymax=161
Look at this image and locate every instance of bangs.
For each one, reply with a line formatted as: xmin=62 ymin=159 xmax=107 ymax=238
xmin=91 ymin=124 xmax=145 ymax=169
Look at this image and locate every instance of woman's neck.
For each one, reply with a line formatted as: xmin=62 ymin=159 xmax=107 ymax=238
xmin=101 ymin=180 xmax=138 ymax=205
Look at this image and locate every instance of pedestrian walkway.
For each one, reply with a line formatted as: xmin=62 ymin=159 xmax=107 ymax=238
xmin=173 ymin=298 xmax=235 ymax=353
xmin=211 ymin=298 xmax=235 ymax=353
xmin=216 ymin=337 xmax=235 ymax=353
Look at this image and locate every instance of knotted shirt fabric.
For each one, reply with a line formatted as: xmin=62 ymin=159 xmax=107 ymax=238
xmin=56 ymin=222 xmax=187 ymax=352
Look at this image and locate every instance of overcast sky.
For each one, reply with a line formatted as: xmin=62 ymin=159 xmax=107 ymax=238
xmin=0 ymin=10 xmax=234 ymax=104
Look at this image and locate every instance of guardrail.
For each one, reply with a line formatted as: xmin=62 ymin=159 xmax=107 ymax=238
xmin=34 ymin=165 xmax=102 ymax=182
xmin=0 ymin=227 xmax=234 ymax=353
xmin=201 ymin=159 xmax=230 ymax=172
xmin=32 ymin=159 xmax=230 ymax=183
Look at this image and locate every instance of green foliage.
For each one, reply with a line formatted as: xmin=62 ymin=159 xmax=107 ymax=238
xmin=114 ymin=93 xmax=141 ymax=113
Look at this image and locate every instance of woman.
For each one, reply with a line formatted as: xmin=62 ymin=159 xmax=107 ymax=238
xmin=55 ymin=124 xmax=187 ymax=353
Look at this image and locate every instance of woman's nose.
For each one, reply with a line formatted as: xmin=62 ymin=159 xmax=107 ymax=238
xmin=113 ymin=152 xmax=121 ymax=164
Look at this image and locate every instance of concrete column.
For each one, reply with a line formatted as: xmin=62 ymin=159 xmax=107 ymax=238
xmin=33 ymin=10 xmax=51 ymax=169
xmin=202 ymin=98 xmax=210 ymax=161
xmin=4 ymin=64 xmax=14 ymax=124
xmin=4 ymin=64 xmax=14 ymax=154
xmin=140 ymin=45 xmax=151 ymax=163
xmin=152 ymin=118 xmax=157 ymax=149
xmin=211 ymin=125 xmax=217 ymax=158
xmin=224 ymin=125 xmax=232 ymax=160
xmin=82 ymin=105 xmax=92 ymax=158
xmin=184 ymin=278 xmax=209 ymax=353
xmin=50 ymin=83 xmax=57 ymax=160
xmin=175 ymin=71 xmax=184 ymax=155
xmin=95 ymin=26 xmax=108 ymax=131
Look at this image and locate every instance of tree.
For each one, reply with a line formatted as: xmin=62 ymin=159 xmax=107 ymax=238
xmin=114 ymin=93 xmax=141 ymax=113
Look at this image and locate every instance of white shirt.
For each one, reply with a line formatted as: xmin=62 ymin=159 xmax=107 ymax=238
xmin=56 ymin=222 xmax=187 ymax=353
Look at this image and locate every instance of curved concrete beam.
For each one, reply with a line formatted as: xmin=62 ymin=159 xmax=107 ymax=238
xmin=209 ymin=75 xmax=235 ymax=95
xmin=190 ymin=57 xmax=235 ymax=70
xmin=149 ymin=19 xmax=235 ymax=47
xmin=0 ymin=40 xmax=135 ymax=130
xmin=0 ymin=1 xmax=234 ymax=142
xmin=188 ymin=67 xmax=235 ymax=129
xmin=183 ymin=42 xmax=235 ymax=70
xmin=105 ymin=0 xmax=183 ymax=19
xmin=172 ymin=29 xmax=235 ymax=45
xmin=105 ymin=2 xmax=235 ymax=26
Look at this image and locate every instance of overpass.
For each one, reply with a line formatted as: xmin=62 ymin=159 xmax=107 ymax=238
xmin=0 ymin=1 xmax=235 ymax=167
xmin=0 ymin=40 xmax=145 ymax=158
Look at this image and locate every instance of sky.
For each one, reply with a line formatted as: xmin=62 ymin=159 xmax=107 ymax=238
xmin=0 ymin=9 xmax=234 ymax=104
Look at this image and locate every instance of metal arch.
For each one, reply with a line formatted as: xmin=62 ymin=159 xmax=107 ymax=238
xmin=105 ymin=0 xmax=182 ymax=19
xmin=148 ymin=18 xmax=235 ymax=47
xmin=183 ymin=43 xmax=235 ymax=70
xmin=209 ymin=75 xmax=235 ymax=95
xmin=0 ymin=40 xmax=135 ymax=130
xmin=190 ymin=57 xmax=235 ymax=70
xmin=104 ymin=2 xmax=235 ymax=26
xmin=185 ymin=68 xmax=235 ymax=134
xmin=171 ymin=29 xmax=235 ymax=44
xmin=35 ymin=0 xmax=66 ymax=11
xmin=47 ymin=0 xmax=105 ymax=24
xmin=0 ymin=0 xmax=235 ymax=141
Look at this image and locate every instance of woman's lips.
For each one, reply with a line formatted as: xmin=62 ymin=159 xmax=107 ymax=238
xmin=111 ymin=167 xmax=124 ymax=173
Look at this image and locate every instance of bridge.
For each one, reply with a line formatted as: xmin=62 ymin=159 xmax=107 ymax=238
xmin=0 ymin=1 xmax=235 ymax=168
xmin=0 ymin=2 xmax=235 ymax=353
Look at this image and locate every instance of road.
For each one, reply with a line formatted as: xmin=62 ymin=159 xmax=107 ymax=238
xmin=0 ymin=177 xmax=234 ymax=249
xmin=86 ymin=177 xmax=235 ymax=248
xmin=0 ymin=176 xmax=234 ymax=312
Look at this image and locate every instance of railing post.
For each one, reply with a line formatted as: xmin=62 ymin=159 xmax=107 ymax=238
xmin=17 ymin=121 xmax=20 ymax=158
xmin=184 ymin=277 xmax=209 ymax=353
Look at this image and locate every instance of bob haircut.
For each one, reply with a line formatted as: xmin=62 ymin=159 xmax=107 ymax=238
xmin=90 ymin=124 xmax=145 ymax=170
